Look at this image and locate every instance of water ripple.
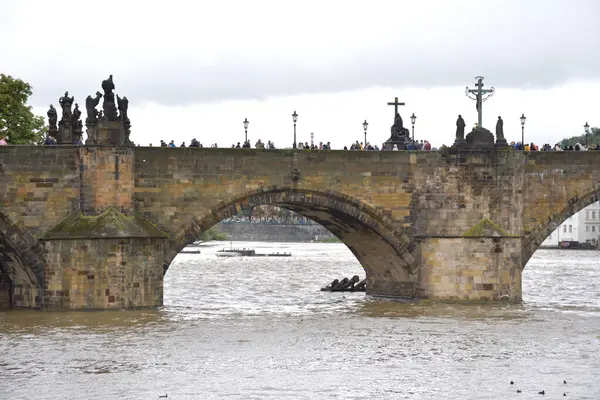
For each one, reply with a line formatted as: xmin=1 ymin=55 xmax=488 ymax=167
xmin=1 ymin=243 xmax=599 ymax=399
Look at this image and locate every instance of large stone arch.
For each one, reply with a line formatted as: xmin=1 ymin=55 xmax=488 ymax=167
xmin=163 ymin=187 xmax=419 ymax=296
xmin=522 ymin=188 xmax=600 ymax=267
xmin=0 ymin=211 xmax=46 ymax=308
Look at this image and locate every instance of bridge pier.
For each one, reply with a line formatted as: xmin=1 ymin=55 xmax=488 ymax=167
xmin=42 ymin=236 xmax=167 ymax=309
xmin=418 ymin=237 xmax=522 ymax=302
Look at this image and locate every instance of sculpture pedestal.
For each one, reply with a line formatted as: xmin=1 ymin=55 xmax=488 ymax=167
xmin=465 ymin=127 xmax=495 ymax=149
xmin=495 ymin=138 xmax=509 ymax=148
xmin=453 ymin=138 xmax=468 ymax=149
xmin=56 ymin=121 xmax=72 ymax=145
xmin=97 ymin=120 xmax=124 ymax=146
xmin=84 ymin=122 xmax=97 ymax=145
xmin=385 ymin=137 xmax=407 ymax=150
xmin=85 ymin=119 xmax=132 ymax=146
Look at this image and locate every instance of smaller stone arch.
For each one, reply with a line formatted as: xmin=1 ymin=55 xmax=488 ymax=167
xmin=164 ymin=187 xmax=419 ymax=296
xmin=0 ymin=211 xmax=46 ymax=307
xmin=522 ymin=188 xmax=600 ymax=267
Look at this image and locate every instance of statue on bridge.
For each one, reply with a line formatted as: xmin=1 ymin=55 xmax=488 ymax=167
xmin=456 ymin=115 xmax=466 ymax=140
xmin=385 ymin=112 xmax=410 ymax=150
xmin=71 ymin=103 xmax=83 ymax=144
xmin=85 ymin=91 xmax=103 ymax=124
xmin=56 ymin=92 xmax=75 ymax=144
xmin=495 ymin=116 xmax=508 ymax=147
xmin=85 ymin=75 xmax=133 ymax=146
xmin=117 ymin=95 xmax=129 ymax=123
xmin=47 ymin=105 xmax=58 ymax=136
xmin=59 ymin=91 xmax=74 ymax=124
xmin=101 ymin=75 xmax=119 ymax=121
xmin=453 ymin=114 xmax=467 ymax=147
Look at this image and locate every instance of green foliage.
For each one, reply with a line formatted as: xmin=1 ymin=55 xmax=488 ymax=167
xmin=314 ymin=236 xmax=341 ymax=243
xmin=197 ymin=228 xmax=228 ymax=241
xmin=0 ymin=74 xmax=46 ymax=144
xmin=560 ymin=127 xmax=600 ymax=148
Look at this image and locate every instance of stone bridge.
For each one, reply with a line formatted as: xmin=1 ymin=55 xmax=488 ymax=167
xmin=0 ymin=146 xmax=598 ymax=309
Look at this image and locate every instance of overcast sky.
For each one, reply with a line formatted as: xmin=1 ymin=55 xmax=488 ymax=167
xmin=1 ymin=0 xmax=599 ymax=147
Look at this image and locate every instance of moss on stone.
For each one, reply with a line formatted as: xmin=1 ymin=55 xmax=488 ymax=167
xmin=462 ymin=217 xmax=514 ymax=237
xmin=42 ymin=207 xmax=169 ymax=239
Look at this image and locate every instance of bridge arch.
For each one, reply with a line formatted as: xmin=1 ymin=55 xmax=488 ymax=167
xmin=164 ymin=187 xmax=419 ymax=295
xmin=522 ymin=187 xmax=600 ymax=267
xmin=0 ymin=211 xmax=46 ymax=308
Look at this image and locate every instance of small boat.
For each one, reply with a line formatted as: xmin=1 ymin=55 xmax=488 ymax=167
xmin=216 ymin=251 xmax=244 ymax=257
xmin=180 ymin=243 xmax=202 ymax=254
xmin=216 ymin=245 xmax=291 ymax=257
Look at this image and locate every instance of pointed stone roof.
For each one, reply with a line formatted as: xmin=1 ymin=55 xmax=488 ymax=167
xmin=41 ymin=207 xmax=169 ymax=240
xmin=462 ymin=218 xmax=511 ymax=237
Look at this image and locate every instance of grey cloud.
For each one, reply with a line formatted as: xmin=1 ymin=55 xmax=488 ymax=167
xmin=7 ymin=0 xmax=600 ymax=109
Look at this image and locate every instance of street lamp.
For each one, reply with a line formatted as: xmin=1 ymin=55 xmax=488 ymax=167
xmin=362 ymin=120 xmax=368 ymax=146
xmin=292 ymin=110 xmax=298 ymax=149
xmin=410 ymin=113 xmax=417 ymax=142
xmin=584 ymin=122 xmax=590 ymax=147
xmin=243 ymin=118 xmax=249 ymax=143
xmin=520 ymin=113 xmax=526 ymax=148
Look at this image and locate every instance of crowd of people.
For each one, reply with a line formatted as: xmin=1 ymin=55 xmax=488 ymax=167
xmin=509 ymin=141 xmax=600 ymax=151
xmin=34 ymin=133 xmax=598 ymax=152
xmin=145 ymin=138 xmax=437 ymax=151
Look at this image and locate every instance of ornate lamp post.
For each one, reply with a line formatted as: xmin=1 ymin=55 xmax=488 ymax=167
xmin=584 ymin=122 xmax=590 ymax=147
xmin=292 ymin=110 xmax=298 ymax=149
xmin=243 ymin=118 xmax=249 ymax=143
xmin=362 ymin=120 xmax=368 ymax=146
xmin=410 ymin=113 xmax=417 ymax=141
xmin=520 ymin=113 xmax=526 ymax=148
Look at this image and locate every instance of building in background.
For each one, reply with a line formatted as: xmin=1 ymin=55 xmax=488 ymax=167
xmin=540 ymin=201 xmax=600 ymax=248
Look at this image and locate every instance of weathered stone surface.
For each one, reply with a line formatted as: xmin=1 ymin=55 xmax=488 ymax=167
xmin=0 ymin=266 xmax=12 ymax=308
xmin=0 ymin=146 xmax=599 ymax=309
xmin=419 ymin=237 xmax=522 ymax=301
xmin=43 ymin=237 xmax=166 ymax=309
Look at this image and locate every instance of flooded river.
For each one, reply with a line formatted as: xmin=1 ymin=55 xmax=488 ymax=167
xmin=1 ymin=243 xmax=599 ymax=399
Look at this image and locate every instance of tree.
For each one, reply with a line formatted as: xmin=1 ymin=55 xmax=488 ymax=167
xmin=560 ymin=127 xmax=600 ymax=148
xmin=0 ymin=74 xmax=46 ymax=144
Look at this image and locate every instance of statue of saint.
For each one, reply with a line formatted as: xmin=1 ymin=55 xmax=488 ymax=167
xmin=496 ymin=116 xmax=504 ymax=141
xmin=390 ymin=113 xmax=408 ymax=140
xmin=101 ymin=75 xmax=115 ymax=94
xmin=59 ymin=91 xmax=74 ymax=122
xmin=72 ymin=103 xmax=83 ymax=130
xmin=47 ymin=105 xmax=57 ymax=128
xmin=456 ymin=115 xmax=466 ymax=140
xmin=101 ymin=75 xmax=118 ymax=121
xmin=85 ymin=91 xmax=103 ymax=123
xmin=117 ymin=95 xmax=129 ymax=122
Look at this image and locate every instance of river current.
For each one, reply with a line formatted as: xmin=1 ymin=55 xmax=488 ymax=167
xmin=1 ymin=242 xmax=599 ymax=400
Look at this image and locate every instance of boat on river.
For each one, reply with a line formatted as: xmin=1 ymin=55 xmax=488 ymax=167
xmin=216 ymin=247 xmax=291 ymax=257
xmin=180 ymin=242 xmax=202 ymax=254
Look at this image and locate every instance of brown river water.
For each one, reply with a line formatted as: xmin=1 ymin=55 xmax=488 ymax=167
xmin=1 ymin=243 xmax=599 ymax=400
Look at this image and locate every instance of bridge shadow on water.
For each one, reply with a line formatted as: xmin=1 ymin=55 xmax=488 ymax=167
xmin=0 ymin=308 xmax=170 ymax=335
xmin=354 ymin=298 xmax=533 ymax=321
